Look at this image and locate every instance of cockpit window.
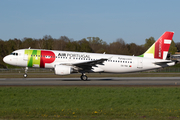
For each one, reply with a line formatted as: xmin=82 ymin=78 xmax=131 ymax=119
xmin=10 ymin=52 xmax=18 ymax=56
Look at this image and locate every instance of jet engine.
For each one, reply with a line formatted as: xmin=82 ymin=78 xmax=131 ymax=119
xmin=54 ymin=65 xmax=73 ymax=75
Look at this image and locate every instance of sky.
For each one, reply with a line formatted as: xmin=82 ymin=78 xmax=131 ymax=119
xmin=0 ymin=0 xmax=180 ymax=45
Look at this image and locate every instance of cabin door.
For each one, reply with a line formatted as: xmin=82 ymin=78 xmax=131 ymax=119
xmin=23 ymin=54 xmax=28 ymax=61
xmin=137 ymin=59 xmax=143 ymax=68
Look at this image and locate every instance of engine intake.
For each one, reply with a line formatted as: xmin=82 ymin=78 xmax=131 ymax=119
xmin=54 ymin=65 xmax=73 ymax=75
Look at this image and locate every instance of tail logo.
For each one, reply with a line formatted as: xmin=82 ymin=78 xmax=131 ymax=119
xmin=140 ymin=31 xmax=174 ymax=60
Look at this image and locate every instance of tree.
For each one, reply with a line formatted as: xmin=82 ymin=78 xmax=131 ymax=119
xmin=127 ymin=43 xmax=145 ymax=56
xmin=5 ymin=39 xmax=18 ymax=54
xmin=78 ymin=39 xmax=92 ymax=52
xmin=22 ymin=38 xmax=36 ymax=49
xmin=53 ymin=36 xmax=70 ymax=50
xmin=0 ymin=40 xmax=7 ymax=68
xmin=37 ymin=39 xmax=45 ymax=49
xmin=108 ymin=38 xmax=129 ymax=55
xmin=175 ymin=42 xmax=180 ymax=52
xmin=144 ymin=37 xmax=155 ymax=50
xmin=66 ymin=41 xmax=80 ymax=51
xmin=88 ymin=37 xmax=107 ymax=53
xmin=169 ymin=40 xmax=177 ymax=55
xmin=42 ymin=35 xmax=54 ymax=50
xmin=14 ymin=38 xmax=22 ymax=49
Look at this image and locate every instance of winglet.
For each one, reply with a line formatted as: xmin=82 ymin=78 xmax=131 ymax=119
xmin=140 ymin=31 xmax=174 ymax=60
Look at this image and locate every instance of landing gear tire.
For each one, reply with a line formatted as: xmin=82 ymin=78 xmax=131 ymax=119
xmin=24 ymin=67 xmax=28 ymax=78
xmin=81 ymin=75 xmax=88 ymax=81
xmin=23 ymin=73 xmax=28 ymax=78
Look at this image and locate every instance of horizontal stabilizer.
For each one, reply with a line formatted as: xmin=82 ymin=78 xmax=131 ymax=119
xmin=153 ymin=60 xmax=175 ymax=65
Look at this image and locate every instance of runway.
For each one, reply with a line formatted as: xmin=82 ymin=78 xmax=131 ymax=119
xmin=0 ymin=77 xmax=180 ymax=86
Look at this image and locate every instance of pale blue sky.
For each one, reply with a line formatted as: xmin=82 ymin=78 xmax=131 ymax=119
xmin=0 ymin=0 xmax=180 ymax=45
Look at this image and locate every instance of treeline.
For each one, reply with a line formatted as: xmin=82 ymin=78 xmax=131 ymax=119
xmin=0 ymin=35 xmax=179 ymax=68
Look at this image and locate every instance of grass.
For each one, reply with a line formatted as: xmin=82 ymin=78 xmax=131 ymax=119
xmin=0 ymin=87 xmax=180 ymax=119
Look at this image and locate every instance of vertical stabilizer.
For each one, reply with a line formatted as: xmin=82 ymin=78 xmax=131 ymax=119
xmin=140 ymin=31 xmax=174 ymax=60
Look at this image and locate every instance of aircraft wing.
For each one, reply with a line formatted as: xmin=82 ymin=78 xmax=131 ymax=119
xmin=72 ymin=58 xmax=108 ymax=69
xmin=58 ymin=57 xmax=111 ymax=72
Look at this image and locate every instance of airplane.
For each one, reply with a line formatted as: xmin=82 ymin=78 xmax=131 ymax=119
xmin=3 ymin=31 xmax=175 ymax=80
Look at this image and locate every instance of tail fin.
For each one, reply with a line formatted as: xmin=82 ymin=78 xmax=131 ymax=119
xmin=140 ymin=31 xmax=174 ymax=60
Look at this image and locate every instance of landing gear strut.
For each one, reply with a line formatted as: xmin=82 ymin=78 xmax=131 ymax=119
xmin=23 ymin=67 xmax=28 ymax=78
xmin=80 ymin=73 xmax=88 ymax=81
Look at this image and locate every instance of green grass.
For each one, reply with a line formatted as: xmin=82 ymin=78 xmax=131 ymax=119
xmin=1 ymin=87 xmax=180 ymax=119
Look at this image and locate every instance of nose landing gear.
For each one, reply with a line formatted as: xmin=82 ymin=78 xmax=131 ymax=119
xmin=23 ymin=67 xmax=28 ymax=78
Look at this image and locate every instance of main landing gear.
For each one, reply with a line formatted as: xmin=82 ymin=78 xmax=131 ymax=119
xmin=23 ymin=67 xmax=28 ymax=78
xmin=80 ymin=73 xmax=88 ymax=81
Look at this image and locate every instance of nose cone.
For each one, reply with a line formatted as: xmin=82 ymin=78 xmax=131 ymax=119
xmin=3 ymin=56 xmax=8 ymax=64
xmin=3 ymin=55 xmax=12 ymax=65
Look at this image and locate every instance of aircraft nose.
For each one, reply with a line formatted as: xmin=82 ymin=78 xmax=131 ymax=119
xmin=3 ymin=56 xmax=10 ymax=64
xmin=3 ymin=56 xmax=8 ymax=63
xmin=3 ymin=55 xmax=17 ymax=66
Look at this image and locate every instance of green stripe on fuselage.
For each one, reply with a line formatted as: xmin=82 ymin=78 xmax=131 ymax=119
xmin=25 ymin=50 xmax=41 ymax=67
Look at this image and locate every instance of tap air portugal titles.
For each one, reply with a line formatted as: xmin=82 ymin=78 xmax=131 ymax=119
xmin=3 ymin=31 xmax=175 ymax=80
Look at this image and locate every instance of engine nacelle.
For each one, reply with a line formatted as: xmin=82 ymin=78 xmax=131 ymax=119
xmin=54 ymin=65 xmax=73 ymax=75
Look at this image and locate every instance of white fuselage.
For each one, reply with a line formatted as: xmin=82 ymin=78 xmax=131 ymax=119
xmin=3 ymin=49 xmax=175 ymax=74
